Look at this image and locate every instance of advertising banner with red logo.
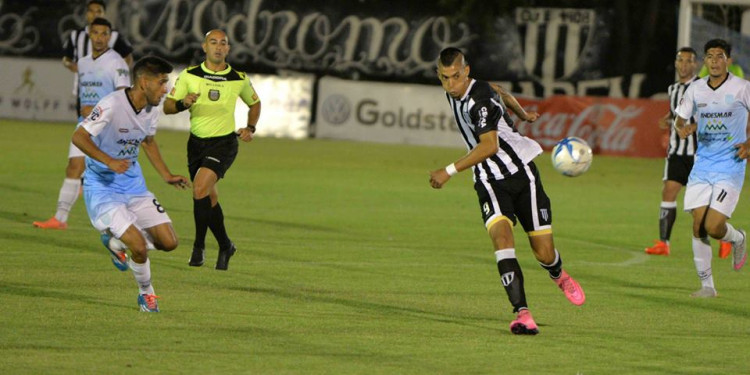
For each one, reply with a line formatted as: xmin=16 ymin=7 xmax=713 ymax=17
xmin=513 ymin=96 xmax=669 ymax=158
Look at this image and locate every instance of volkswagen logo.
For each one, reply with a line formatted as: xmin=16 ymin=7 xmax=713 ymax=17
xmin=321 ymin=94 xmax=351 ymax=125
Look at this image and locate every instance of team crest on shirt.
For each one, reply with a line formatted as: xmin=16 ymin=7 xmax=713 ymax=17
xmin=89 ymin=105 xmax=103 ymax=121
xmin=725 ymin=95 xmax=735 ymax=104
xmin=209 ymin=89 xmax=220 ymax=101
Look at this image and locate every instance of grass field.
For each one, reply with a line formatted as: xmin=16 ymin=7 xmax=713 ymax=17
xmin=1 ymin=119 xmax=749 ymax=374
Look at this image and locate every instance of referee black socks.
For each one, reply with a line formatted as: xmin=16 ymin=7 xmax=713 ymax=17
xmin=193 ymin=196 xmax=212 ymax=249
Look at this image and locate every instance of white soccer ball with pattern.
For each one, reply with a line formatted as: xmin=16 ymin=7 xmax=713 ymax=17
xmin=551 ymin=137 xmax=593 ymax=177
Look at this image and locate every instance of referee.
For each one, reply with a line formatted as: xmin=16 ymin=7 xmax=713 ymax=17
xmin=164 ymin=29 xmax=261 ymax=271
xmin=644 ymin=47 xmax=730 ymax=257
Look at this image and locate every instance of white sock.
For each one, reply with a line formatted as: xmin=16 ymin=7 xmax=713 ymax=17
xmin=722 ymin=223 xmax=744 ymax=244
xmin=54 ymin=178 xmax=81 ymax=222
xmin=129 ymin=258 xmax=155 ymax=295
xmin=692 ymin=236 xmax=714 ymax=289
xmin=660 ymin=201 xmax=677 ymax=209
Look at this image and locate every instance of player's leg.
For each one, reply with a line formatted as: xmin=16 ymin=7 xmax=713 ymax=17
xmin=118 ymin=225 xmax=159 ymax=312
xmin=688 ymin=206 xmax=716 ymax=297
xmin=477 ymin=175 xmax=538 ymax=335
xmin=646 ymin=156 xmax=685 ymax=255
xmin=128 ymin=194 xmax=178 ymax=252
xmin=685 ymin=180 xmax=717 ymax=296
xmin=700 ymin=183 xmax=746 ymax=271
xmin=188 ymin=134 xmax=238 ymax=269
xmin=516 ymin=163 xmax=585 ymax=306
xmin=90 ymin=199 xmax=159 ymax=311
xmin=33 ymin=150 xmax=85 ymax=229
xmin=192 ymin=166 xmax=218 ymax=258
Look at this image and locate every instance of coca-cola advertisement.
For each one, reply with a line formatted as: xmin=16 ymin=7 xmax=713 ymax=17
xmin=514 ymin=96 xmax=669 ymax=158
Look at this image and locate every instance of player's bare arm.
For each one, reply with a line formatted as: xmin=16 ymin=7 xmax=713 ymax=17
xmin=674 ymin=116 xmax=697 ymax=139
xmin=163 ymin=92 xmax=200 ymax=114
xmin=141 ymin=135 xmax=190 ymax=189
xmin=429 ymin=131 xmax=499 ymax=189
xmin=658 ymin=112 xmax=672 ymax=130
xmin=62 ymin=57 xmax=77 ymax=73
xmin=238 ymin=101 xmax=261 ymax=142
xmin=71 ymin=127 xmax=129 ymax=173
xmin=490 ymin=83 xmax=539 ymax=122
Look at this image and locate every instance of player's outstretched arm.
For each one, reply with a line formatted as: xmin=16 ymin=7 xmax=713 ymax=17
xmin=71 ymin=127 xmax=129 ymax=173
xmin=141 ymin=135 xmax=190 ymax=189
xmin=429 ymin=131 xmax=499 ymax=189
xmin=490 ymin=83 xmax=539 ymax=122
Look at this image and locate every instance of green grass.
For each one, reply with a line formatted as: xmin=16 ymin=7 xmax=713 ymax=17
xmin=1 ymin=119 xmax=749 ymax=374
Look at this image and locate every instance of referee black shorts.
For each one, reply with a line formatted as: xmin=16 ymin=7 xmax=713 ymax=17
xmin=663 ymin=154 xmax=694 ymax=185
xmin=187 ymin=132 xmax=238 ymax=181
xmin=474 ymin=161 xmax=552 ymax=236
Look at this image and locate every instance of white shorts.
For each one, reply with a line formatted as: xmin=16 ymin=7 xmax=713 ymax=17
xmin=88 ymin=193 xmax=172 ymax=238
xmin=684 ymin=181 xmax=741 ymax=218
xmin=68 ymin=141 xmax=85 ymax=158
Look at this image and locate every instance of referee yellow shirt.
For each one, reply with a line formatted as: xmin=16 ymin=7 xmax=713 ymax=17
xmin=168 ymin=62 xmax=260 ymax=138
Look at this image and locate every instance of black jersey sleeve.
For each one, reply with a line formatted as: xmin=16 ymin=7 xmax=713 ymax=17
xmin=62 ymin=30 xmax=76 ymax=59
xmin=113 ymin=33 xmax=134 ymax=58
xmin=469 ymin=81 xmax=505 ymax=136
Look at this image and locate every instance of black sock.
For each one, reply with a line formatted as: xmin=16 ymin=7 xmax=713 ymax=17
xmin=659 ymin=206 xmax=677 ymax=242
xmin=540 ymin=250 xmax=563 ymax=279
xmin=208 ymin=202 xmax=232 ymax=249
xmin=497 ymin=258 xmax=527 ymax=313
xmin=193 ymin=196 xmax=212 ymax=249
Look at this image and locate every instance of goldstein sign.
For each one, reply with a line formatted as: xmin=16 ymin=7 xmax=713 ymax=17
xmin=316 ymin=77 xmax=462 ymax=148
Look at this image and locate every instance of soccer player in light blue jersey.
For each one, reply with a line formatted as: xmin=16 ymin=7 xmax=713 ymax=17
xmin=72 ymin=56 xmax=190 ymax=312
xmin=34 ymin=18 xmax=130 ymax=230
xmin=675 ymin=39 xmax=750 ymax=297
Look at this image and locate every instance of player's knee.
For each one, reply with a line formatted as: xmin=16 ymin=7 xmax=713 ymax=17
xmin=703 ymin=222 xmax=725 ymax=239
xmin=192 ymin=185 xmax=211 ymax=199
xmin=158 ymin=237 xmax=179 ymax=252
xmin=130 ymin=246 xmax=148 ymax=262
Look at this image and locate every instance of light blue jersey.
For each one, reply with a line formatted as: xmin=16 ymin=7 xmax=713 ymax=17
xmin=78 ymin=89 xmax=161 ymax=217
xmin=77 ymin=49 xmax=130 ymax=110
xmin=676 ymin=74 xmax=750 ymax=188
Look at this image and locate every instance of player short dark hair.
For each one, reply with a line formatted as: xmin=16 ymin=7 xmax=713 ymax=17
xmin=438 ymin=47 xmax=466 ymax=67
xmin=133 ymin=56 xmax=173 ymax=79
xmin=87 ymin=0 xmax=106 ymax=10
xmin=704 ymin=39 xmax=731 ymax=57
xmin=90 ymin=17 xmax=112 ymax=31
xmin=677 ymin=47 xmax=697 ymax=58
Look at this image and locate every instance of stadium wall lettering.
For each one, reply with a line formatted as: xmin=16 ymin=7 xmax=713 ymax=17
xmin=0 ymin=0 xmax=674 ymax=98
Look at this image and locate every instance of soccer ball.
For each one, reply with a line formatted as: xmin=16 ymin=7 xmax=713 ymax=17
xmin=551 ymin=137 xmax=593 ymax=177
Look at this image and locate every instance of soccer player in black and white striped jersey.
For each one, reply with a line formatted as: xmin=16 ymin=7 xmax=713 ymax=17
xmin=429 ymin=48 xmax=585 ymax=335
xmin=644 ymin=47 xmax=731 ymax=258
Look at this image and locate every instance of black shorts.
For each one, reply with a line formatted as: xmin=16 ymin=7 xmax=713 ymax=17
xmin=663 ymin=154 xmax=694 ymax=185
xmin=474 ymin=161 xmax=552 ymax=235
xmin=187 ymin=132 xmax=238 ymax=181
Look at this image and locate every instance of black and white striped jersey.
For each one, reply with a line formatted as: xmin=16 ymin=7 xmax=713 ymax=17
xmin=446 ymin=79 xmax=543 ymax=181
xmin=667 ymin=76 xmax=698 ymax=156
xmin=63 ymin=26 xmax=133 ymax=63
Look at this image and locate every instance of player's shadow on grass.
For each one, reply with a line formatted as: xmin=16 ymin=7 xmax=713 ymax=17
xmin=0 ymin=229 xmax=98 ymax=254
xmin=228 ymin=285 xmax=501 ymax=331
xmin=0 ymin=209 xmax=41 ymax=225
xmin=0 ymin=281 xmax=128 ymax=310
xmin=584 ymin=272 xmax=748 ymax=318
